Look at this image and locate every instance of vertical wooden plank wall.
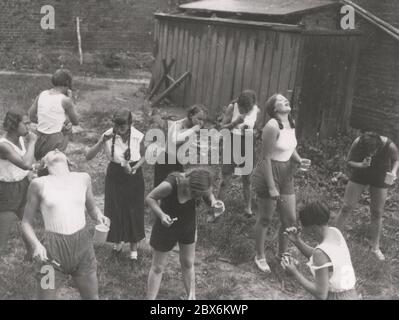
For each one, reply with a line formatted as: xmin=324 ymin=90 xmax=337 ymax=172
xmin=152 ymin=16 xmax=302 ymax=120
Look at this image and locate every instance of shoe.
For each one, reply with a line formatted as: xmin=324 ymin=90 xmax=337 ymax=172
xmin=129 ymin=251 xmax=138 ymax=260
xmin=371 ymin=248 xmax=385 ymax=261
xmin=254 ymin=256 xmax=271 ymax=273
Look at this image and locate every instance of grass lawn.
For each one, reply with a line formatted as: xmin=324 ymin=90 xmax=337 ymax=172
xmin=0 ymin=73 xmax=399 ymax=300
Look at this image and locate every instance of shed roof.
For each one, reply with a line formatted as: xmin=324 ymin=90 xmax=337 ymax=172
xmin=180 ymin=0 xmax=338 ymax=16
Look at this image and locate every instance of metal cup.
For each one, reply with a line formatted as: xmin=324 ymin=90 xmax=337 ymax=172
xmin=299 ymin=159 xmax=311 ymax=172
xmin=385 ymin=172 xmax=396 ymax=185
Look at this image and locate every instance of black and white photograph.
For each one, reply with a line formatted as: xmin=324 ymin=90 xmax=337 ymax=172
xmin=0 ymin=0 xmax=398 ymax=305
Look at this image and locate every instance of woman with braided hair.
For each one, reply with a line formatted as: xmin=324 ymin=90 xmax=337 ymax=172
xmin=86 ymin=108 xmax=146 ymax=260
xmin=252 ymin=93 xmax=309 ymax=273
xmin=146 ymin=167 xmax=224 ymax=300
xmin=0 ymin=110 xmax=37 ymax=254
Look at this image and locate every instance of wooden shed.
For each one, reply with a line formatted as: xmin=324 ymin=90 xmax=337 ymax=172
xmin=150 ymin=0 xmax=362 ymax=139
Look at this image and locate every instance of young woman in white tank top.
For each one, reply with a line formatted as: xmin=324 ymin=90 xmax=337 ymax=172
xmin=282 ymin=201 xmax=358 ymax=300
xmin=28 ymin=69 xmax=79 ymax=164
xmin=252 ymin=93 xmax=310 ymax=273
xmin=0 ymin=111 xmax=37 ymax=255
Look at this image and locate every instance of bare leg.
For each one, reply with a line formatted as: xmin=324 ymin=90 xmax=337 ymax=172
xmin=179 ymin=242 xmax=196 ymax=300
xmin=147 ymin=249 xmax=169 ymax=300
xmin=278 ymin=194 xmax=296 ymax=256
xmin=73 ymin=271 xmax=99 ymax=300
xmin=37 ymin=272 xmax=58 ymax=300
xmin=336 ymin=181 xmax=365 ymax=230
xmin=217 ymin=172 xmax=232 ymax=203
xmin=242 ymin=175 xmax=252 ymax=215
xmin=369 ymin=187 xmax=387 ymax=251
xmin=254 ymin=197 xmax=276 ymax=260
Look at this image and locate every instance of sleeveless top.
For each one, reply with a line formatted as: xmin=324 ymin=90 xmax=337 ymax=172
xmin=231 ymin=103 xmax=259 ymax=136
xmin=0 ymin=137 xmax=29 ymax=182
xmin=349 ymin=136 xmax=392 ymax=177
xmin=307 ymin=227 xmax=356 ymax=293
xmin=159 ymin=173 xmax=196 ymax=228
xmin=269 ymin=118 xmax=297 ymax=162
xmin=39 ymin=173 xmax=87 ymax=235
xmin=37 ymin=90 xmax=66 ymax=134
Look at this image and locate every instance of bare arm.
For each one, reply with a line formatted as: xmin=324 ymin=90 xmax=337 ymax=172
xmin=290 ymin=249 xmax=330 ymax=300
xmin=346 ymin=137 xmax=366 ymax=169
xmin=389 ymin=142 xmax=399 ymax=176
xmin=291 ymin=149 xmax=302 ymax=165
xmin=261 ymin=121 xmax=280 ymax=194
xmin=62 ymin=96 xmax=79 ymax=125
xmin=86 ymin=137 xmax=105 ymax=161
xmin=84 ymin=174 xmax=104 ymax=224
xmin=0 ymin=135 xmax=36 ymax=170
xmin=292 ymin=237 xmax=315 ymax=259
xmin=146 ymin=182 xmax=173 ymax=220
xmin=170 ymin=120 xmax=200 ymax=144
xmin=220 ymin=104 xmax=243 ymax=130
xmin=21 ymin=180 xmax=48 ymax=260
xmin=28 ymin=95 xmax=39 ymax=123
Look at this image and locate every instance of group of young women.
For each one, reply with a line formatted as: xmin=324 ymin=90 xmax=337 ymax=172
xmin=1 ymin=69 xmax=398 ymax=300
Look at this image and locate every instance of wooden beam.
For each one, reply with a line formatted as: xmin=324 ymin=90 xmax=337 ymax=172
xmin=154 ymin=13 xmax=303 ymax=33
xmin=151 ymin=71 xmax=191 ymax=108
xmin=341 ymin=0 xmax=399 ymax=41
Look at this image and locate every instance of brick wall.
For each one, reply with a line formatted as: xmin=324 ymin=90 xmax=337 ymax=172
xmin=0 ymin=0 xmax=186 ymax=75
xmin=347 ymin=1 xmax=399 ymax=143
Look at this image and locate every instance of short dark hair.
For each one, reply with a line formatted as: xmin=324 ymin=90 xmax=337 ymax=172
xmin=3 ymin=110 xmax=24 ymax=133
xmin=187 ymin=104 xmax=206 ymax=121
xmin=237 ymin=90 xmax=256 ymax=112
xmin=299 ymin=201 xmax=330 ymax=227
xmin=51 ymin=69 xmax=73 ymax=88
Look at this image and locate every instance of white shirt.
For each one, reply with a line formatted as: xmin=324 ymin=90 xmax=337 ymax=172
xmin=103 ymin=126 xmax=144 ymax=165
xmin=269 ymin=118 xmax=297 ymax=162
xmin=37 ymin=90 xmax=66 ymax=134
xmin=39 ymin=173 xmax=87 ymax=235
xmin=307 ymin=227 xmax=357 ymax=292
xmin=0 ymin=137 xmax=29 ymax=182
xmin=230 ymin=103 xmax=260 ymax=136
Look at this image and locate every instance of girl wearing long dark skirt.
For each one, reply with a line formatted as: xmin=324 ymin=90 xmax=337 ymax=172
xmin=86 ymin=108 xmax=146 ymax=260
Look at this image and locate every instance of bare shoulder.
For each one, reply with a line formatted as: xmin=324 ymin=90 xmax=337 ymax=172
xmin=73 ymin=172 xmax=91 ymax=183
xmin=263 ymin=118 xmax=279 ymax=133
xmin=313 ymin=248 xmax=331 ymax=266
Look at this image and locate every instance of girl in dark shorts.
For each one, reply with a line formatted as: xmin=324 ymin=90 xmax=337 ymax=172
xmin=282 ymin=201 xmax=359 ymax=300
xmin=0 ymin=111 xmax=37 ymax=254
xmin=146 ymin=168 xmax=223 ymax=300
xmin=252 ymin=94 xmax=310 ymax=273
xmin=86 ymin=108 xmax=146 ymax=260
xmin=336 ymin=132 xmax=399 ymax=261
xmin=153 ymin=105 xmax=206 ymax=188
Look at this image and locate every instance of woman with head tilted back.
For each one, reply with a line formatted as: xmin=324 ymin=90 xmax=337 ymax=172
xmin=86 ymin=108 xmax=146 ymax=260
xmin=0 ymin=110 xmax=36 ymax=255
xmin=336 ymin=132 xmax=399 ymax=261
xmin=252 ymin=93 xmax=310 ymax=273
xmin=146 ymin=167 xmax=224 ymax=300
xmin=153 ymin=104 xmax=206 ymax=188
xmin=282 ymin=201 xmax=358 ymax=300
xmin=29 ymin=69 xmax=79 ymax=166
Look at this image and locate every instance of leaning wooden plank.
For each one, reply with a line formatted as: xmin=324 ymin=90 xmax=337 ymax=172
xmin=277 ymin=33 xmax=295 ymax=94
xmin=196 ymin=25 xmax=210 ymax=105
xmin=259 ymin=31 xmax=277 ymax=108
xmin=189 ymin=26 xmax=202 ymax=106
xmin=151 ymin=72 xmax=191 ymax=108
xmin=251 ymin=30 xmax=267 ymax=94
xmin=269 ymin=32 xmax=286 ymax=95
xmin=183 ymin=25 xmax=196 ymax=108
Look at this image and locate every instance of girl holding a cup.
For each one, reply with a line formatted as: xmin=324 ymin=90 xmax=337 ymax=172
xmin=336 ymin=132 xmax=399 ymax=261
xmin=86 ymin=108 xmax=146 ymax=261
xmin=146 ymin=168 xmax=224 ymax=300
xmin=282 ymin=201 xmax=358 ymax=300
xmin=252 ymin=93 xmax=310 ymax=273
